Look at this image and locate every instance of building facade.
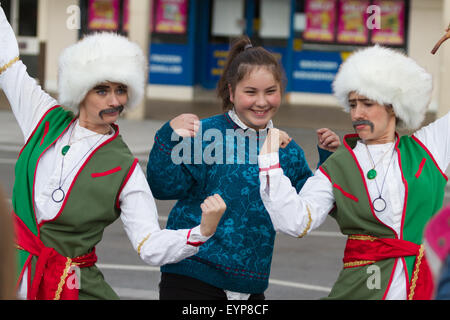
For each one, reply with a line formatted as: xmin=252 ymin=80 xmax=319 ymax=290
xmin=2 ymin=0 xmax=450 ymax=118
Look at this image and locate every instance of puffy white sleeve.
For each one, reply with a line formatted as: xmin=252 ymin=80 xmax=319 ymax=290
xmin=1 ymin=62 xmax=58 ymax=142
xmin=0 ymin=6 xmax=57 ymax=142
xmin=119 ymin=163 xmax=211 ymax=266
xmin=259 ymin=152 xmax=335 ymax=237
xmin=413 ymin=112 xmax=450 ymax=173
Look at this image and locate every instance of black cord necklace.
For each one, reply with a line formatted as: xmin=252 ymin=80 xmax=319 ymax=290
xmin=51 ymin=123 xmax=108 ymax=203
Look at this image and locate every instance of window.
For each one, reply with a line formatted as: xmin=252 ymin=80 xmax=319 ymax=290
xmin=151 ymin=0 xmax=190 ymax=44
xmin=80 ymin=0 xmax=128 ymax=36
xmin=18 ymin=0 xmax=37 ymax=36
xmin=2 ymin=0 xmax=11 ymax=23
xmin=294 ymin=0 xmax=409 ymax=51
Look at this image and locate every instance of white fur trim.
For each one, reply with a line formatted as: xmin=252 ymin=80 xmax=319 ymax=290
xmin=58 ymin=32 xmax=147 ymax=110
xmin=332 ymin=45 xmax=433 ymax=129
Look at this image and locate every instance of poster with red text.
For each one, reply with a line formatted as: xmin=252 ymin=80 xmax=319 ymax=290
xmin=371 ymin=0 xmax=405 ymax=45
xmin=303 ymin=0 xmax=336 ymax=42
xmin=88 ymin=0 xmax=120 ymax=31
xmin=337 ymin=0 xmax=370 ymax=44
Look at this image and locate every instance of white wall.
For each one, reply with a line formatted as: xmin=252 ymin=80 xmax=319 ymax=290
xmin=39 ymin=0 xmax=79 ymax=93
xmin=407 ymin=0 xmax=443 ymax=113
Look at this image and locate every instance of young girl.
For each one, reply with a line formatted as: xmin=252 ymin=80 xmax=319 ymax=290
xmin=147 ymin=36 xmax=340 ymax=300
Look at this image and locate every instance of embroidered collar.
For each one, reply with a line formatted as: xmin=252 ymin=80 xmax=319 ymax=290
xmin=227 ymin=109 xmax=274 ymax=132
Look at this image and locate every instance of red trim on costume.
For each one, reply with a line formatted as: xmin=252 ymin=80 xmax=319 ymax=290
xmin=14 ymin=213 xmax=97 ymax=300
xmin=18 ymin=105 xmax=61 ymax=158
xmin=15 ymin=249 xmax=33 ymax=292
xmin=115 ymin=158 xmax=139 ymax=209
xmin=412 ymin=135 xmax=448 ymax=181
xmin=39 ymin=123 xmax=120 ymax=227
xmin=318 ymin=166 xmax=332 ymax=183
xmin=333 ymin=183 xmax=358 ymax=202
xmin=91 ymin=166 xmax=122 ymax=178
xmin=344 ymin=236 xmax=434 ymax=300
xmin=382 ymin=259 xmax=399 ymax=300
xmin=40 ymin=122 xmax=49 ymax=146
xmin=33 ymin=116 xmax=77 ymax=235
xmin=414 ymin=158 xmax=427 ymax=179
xmin=186 ymin=228 xmax=205 ymax=247
xmin=259 ymin=163 xmax=281 ymax=172
xmin=388 ymin=134 xmax=412 ymax=295
xmin=394 ymin=134 xmax=407 ymax=242
xmin=342 ymin=134 xmax=398 ymax=237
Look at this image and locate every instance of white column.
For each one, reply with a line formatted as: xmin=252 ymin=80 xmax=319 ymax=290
xmin=126 ymin=0 xmax=151 ymax=120
xmin=42 ymin=0 xmax=79 ymax=93
xmin=37 ymin=0 xmax=49 ymax=41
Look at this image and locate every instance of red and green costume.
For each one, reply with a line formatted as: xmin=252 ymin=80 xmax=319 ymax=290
xmin=320 ymin=134 xmax=447 ymax=299
xmin=13 ymin=106 xmax=137 ymax=300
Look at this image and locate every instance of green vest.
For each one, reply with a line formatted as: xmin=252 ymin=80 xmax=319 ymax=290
xmin=13 ymin=106 xmax=137 ymax=300
xmin=321 ymin=134 xmax=447 ymax=299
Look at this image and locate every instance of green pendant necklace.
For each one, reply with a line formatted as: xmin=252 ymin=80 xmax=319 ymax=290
xmin=367 ymin=168 xmax=377 ymax=180
xmin=364 ymin=142 xmax=395 ymax=180
xmin=60 ymin=121 xmax=111 ymax=156
xmin=61 ymin=145 xmax=71 ymax=156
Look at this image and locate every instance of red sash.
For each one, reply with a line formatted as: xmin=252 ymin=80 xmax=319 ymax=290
xmin=14 ymin=214 xmax=97 ymax=300
xmin=343 ymin=235 xmax=434 ymax=300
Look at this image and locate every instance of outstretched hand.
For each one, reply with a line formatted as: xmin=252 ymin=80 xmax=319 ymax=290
xmin=316 ymin=128 xmax=340 ymax=152
xmin=0 ymin=5 xmax=20 ymax=68
xmin=199 ymin=194 xmax=227 ymax=237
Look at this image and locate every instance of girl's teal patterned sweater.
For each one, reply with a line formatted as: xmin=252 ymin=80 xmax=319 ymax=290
xmin=147 ymin=112 xmax=331 ymax=294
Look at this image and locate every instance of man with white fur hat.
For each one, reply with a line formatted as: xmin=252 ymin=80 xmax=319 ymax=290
xmin=0 ymin=5 xmax=226 ymax=300
xmin=257 ymin=44 xmax=449 ymax=299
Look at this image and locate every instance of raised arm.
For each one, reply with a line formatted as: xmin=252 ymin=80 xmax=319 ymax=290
xmin=258 ymin=128 xmax=335 ymax=237
xmin=0 ymin=5 xmax=57 ymax=141
xmin=120 ymin=164 xmax=226 ymax=266
xmin=147 ymin=114 xmax=206 ymax=200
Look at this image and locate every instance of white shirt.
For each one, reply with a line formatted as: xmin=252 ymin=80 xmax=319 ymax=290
xmin=258 ymin=113 xmax=450 ymax=300
xmin=0 ymin=61 xmax=211 ymax=299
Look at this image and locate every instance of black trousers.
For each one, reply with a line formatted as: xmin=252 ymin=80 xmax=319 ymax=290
xmin=159 ymin=272 xmax=265 ymax=300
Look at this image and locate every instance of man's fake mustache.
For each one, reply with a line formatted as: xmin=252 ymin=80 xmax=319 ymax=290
xmin=352 ymin=120 xmax=374 ymax=133
xmin=99 ymin=105 xmax=124 ymax=119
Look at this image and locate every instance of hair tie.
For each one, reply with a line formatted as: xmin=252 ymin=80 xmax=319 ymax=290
xmin=244 ymin=44 xmax=253 ymax=50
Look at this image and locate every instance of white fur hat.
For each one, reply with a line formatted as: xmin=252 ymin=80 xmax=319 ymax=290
xmin=332 ymin=45 xmax=433 ymax=130
xmin=58 ymin=32 xmax=147 ymax=110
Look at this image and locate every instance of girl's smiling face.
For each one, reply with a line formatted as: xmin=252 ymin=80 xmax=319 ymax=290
xmin=229 ymin=66 xmax=281 ymax=130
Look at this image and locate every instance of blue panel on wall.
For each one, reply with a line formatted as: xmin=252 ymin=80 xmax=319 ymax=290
xmin=149 ymin=43 xmax=192 ymax=86
xmin=203 ymin=43 xmax=229 ymax=89
xmin=291 ymin=51 xmax=342 ymax=94
xmin=203 ymin=44 xmax=289 ymax=90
